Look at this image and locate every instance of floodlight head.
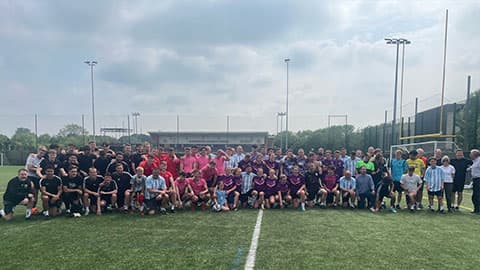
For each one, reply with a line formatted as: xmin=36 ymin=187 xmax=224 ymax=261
xmin=284 ymin=58 xmax=290 ymax=62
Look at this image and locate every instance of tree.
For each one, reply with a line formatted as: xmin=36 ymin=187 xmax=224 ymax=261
xmin=0 ymin=134 xmax=11 ymax=152
xmin=11 ymin=128 xmax=36 ymax=151
xmin=58 ymin=124 xmax=88 ymax=137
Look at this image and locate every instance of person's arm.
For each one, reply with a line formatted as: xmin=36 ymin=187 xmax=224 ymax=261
xmin=416 ymin=177 xmax=423 ymax=192
xmin=212 ymin=174 xmax=218 ymax=188
xmin=55 ymin=183 xmax=63 ymax=198
xmin=36 ymin=166 xmax=44 ymax=178
xmin=277 ymin=190 xmax=283 ymax=207
xmin=222 ymin=151 xmax=231 ymax=161
xmin=63 ymin=185 xmax=82 ymax=194
xmin=200 ymin=182 xmax=209 ymax=195
xmin=400 ymin=176 xmax=407 ymax=190
xmin=169 ymin=177 xmax=176 ymax=192
xmin=179 ymin=159 xmax=184 ymax=173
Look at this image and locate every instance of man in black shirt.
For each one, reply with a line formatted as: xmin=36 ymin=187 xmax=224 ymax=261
xmin=40 ymin=166 xmax=63 ymax=217
xmin=451 ymin=149 xmax=473 ymax=210
xmin=106 ymin=152 xmax=130 ymax=174
xmin=77 ymin=146 xmax=96 ymax=177
xmin=123 ymin=144 xmax=135 ymax=174
xmin=304 ymin=163 xmax=324 ymax=207
xmin=131 ymin=144 xmax=145 ymax=169
xmin=112 ymin=163 xmax=132 ymax=209
xmin=60 ymin=155 xmax=80 ymax=177
xmin=0 ymin=169 xmax=35 ymax=220
xmin=83 ymin=167 xmax=104 ymax=216
xmin=37 ymin=149 xmax=62 ymax=177
xmin=94 ymin=150 xmax=110 ymax=176
xmin=98 ymin=173 xmax=118 ymax=215
xmin=62 ymin=166 xmax=84 ymax=216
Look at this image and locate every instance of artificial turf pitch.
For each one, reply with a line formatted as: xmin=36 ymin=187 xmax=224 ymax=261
xmin=1 ymin=166 xmax=480 ymax=270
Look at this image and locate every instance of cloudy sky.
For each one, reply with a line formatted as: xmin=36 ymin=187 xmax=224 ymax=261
xmin=0 ymin=0 xmax=479 ymax=137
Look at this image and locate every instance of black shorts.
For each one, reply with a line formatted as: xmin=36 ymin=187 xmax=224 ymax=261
xmin=428 ymin=190 xmax=443 ymax=197
xmin=48 ymin=196 xmax=62 ymax=208
xmin=146 ymin=198 xmax=160 ymax=210
xmin=3 ymin=199 xmax=25 ymax=214
xmin=88 ymin=194 xmax=98 ymax=206
xmin=326 ymin=192 xmax=334 ymax=204
xmin=28 ymin=176 xmax=41 ymax=190
xmin=453 ymin=180 xmax=465 ymax=193
xmin=100 ymin=194 xmax=113 ymax=205
xmin=393 ymin=182 xmax=403 ymax=193
xmin=341 ymin=191 xmax=349 ymax=202
xmin=306 ymin=188 xmax=319 ymax=201
xmin=240 ymin=190 xmax=253 ymax=203
xmin=207 ymin=180 xmax=215 ymax=188
xmin=376 ymin=185 xmax=391 ymax=200
xmin=227 ymin=192 xmax=236 ymax=204
xmin=62 ymin=192 xmax=81 ymax=203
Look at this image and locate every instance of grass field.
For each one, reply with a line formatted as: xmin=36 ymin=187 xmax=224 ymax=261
xmin=1 ymin=165 xmax=480 ymax=270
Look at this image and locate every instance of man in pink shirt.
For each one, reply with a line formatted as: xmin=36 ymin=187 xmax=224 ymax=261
xmin=213 ymin=149 xmax=230 ymax=176
xmin=180 ymin=147 xmax=197 ymax=177
xmin=196 ymin=147 xmax=210 ymax=171
xmin=188 ymin=170 xmax=210 ymax=210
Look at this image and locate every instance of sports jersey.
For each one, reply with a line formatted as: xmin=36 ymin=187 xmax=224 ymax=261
xmin=424 ymin=166 xmax=445 ymax=192
xmin=181 ymin=155 xmax=197 ymax=173
xmin=39 ymin=158 xmax=62 ymax=176
xmin=440 ymin=165 xmax=455 ymax=184
xmin=339 ymin=177 xmax=356 ymax=190
xmin=145 ymin=175 xmax=166 ymax=200
xmin=233 ymin=176 xmax=243 ymax=192
xmin=3 ymin=177 xmax=32 ymax=202
xmin=62 ymin=175 xmax=83 ymax=190
xmin=83 ymin=176 xmax=104 ymax=192
xmin=276 ymin=182 xmax=289 ymax=193
xmin=253 ymin=176 xmax=266 ymax=192
xmin=305 ymin=171 xmax=321 ymax=191
xmin=288 ymin=174 xmax=305 ymax=194
xmin=323 ymin=174 xmax=338 ymax=190
xmin=112 ymin=172 xmax=132 ymax=192
xmin=390 ymin=159 xmax=408 ymax=182
xmin=265 ymin=177 xmax=277 ymax=196
xmin=196 ymin=155 xmax=210 ymax=171
xmin=219 ymin=175 xmax=235 ymax=191
xmin=400 ymin=174 xmax=422 ymax=191
xmin=188 ymin=178 xmax=207 ymax=195
xmin=130 ymin=174 xmax=146 ymax=193
xmin=175 ymin=179 xmax=188 ymax=195
xmin=159 ymin=171 xmax=174 ymax=189
xmin=99 ymin=180 xmax=117 ymax=193
xmin=406 ymin=158 xmax=425 ymax=177
xmin=40 ymin=176 xmax=62 ymax=194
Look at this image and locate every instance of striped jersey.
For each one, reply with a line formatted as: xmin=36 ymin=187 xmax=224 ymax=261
xmin=424 ymin=166 xmax=445 ymax=192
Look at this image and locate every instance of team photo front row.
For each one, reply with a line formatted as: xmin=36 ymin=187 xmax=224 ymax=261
xmin=2 ymin=151 xmax=474 ymax=220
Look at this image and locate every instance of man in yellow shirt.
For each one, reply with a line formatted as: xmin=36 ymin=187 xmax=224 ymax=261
xmin=406 ymin=150 xmax=426 ymax=208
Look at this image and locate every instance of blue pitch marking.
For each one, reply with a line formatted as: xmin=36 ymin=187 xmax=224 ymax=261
xmin=231 ymin=247 xmax=243 ymax=270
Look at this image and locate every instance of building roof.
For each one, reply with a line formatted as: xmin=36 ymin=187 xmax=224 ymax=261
xmin=149 ymin=131 xmax=269 ymax=136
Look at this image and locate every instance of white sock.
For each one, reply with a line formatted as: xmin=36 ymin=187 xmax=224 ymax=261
xmin=26 ymin=208 xmax=32 ymax=215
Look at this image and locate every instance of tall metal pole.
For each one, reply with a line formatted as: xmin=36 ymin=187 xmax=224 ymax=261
xmin=82 ymin=114 xmax=86 ymax=145
xmin=439 ymin=9 xmax=449 ymax=135
xmin=176 ymin=115 xmax=179 ymax=150
xmin=383 ymin=110 xmax=387 ymax=151
xmin=85 ymin=61 xmax=97 ymax=142
xmin=279 ymin=113 xmax=284 ymax=150
xmin=399 ymin=39 xmax=411 ymax=138
xmin=226 ymin=115 xmax=230 ymax=148
xmin=34 ymin=114 xmax=38 ymax=149
xmin=127 ymin=114 xmax=131 ymax=144
xmin=392 ymin=42 xmax=400 ymax=146
xmin=284 ymin=58 xmax=290 ymax=150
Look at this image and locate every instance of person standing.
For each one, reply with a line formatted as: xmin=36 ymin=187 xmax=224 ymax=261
xmin=440 ymin=156 xmax=456 ymax=212
xmin=390 ymin=150 xmax=408 ymax=209
xmin=451 ymin=149 xmax=472 ymax=210
xmin=470 ymin=149 xmax=480 ymax=214
xmin=424 ymin=157 xmax=445 ymax=213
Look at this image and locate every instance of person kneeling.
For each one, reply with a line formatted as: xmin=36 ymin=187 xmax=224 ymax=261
xmin=97 ymin=173 xmax=118 ymax=215
xmin=0 ymin=169 xmax=35 ymax=220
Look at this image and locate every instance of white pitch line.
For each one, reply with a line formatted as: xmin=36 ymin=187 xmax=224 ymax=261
xmin=245 ymin=209 xmax=264 ymax=270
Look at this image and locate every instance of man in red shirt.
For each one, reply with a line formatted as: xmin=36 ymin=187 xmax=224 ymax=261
xmin=159 ymin=161 xmax=176 ymax=213
xmin=165 ymin=148 xmax=180 ymax=179
xmin=139 ymin=155 xmax=159 ymax=177
xmin=201 ymin=161 xmax=218 ymax=196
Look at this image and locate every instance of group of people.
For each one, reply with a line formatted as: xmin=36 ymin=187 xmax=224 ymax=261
xmin=1 ymin=141 xmax=480 ymax=221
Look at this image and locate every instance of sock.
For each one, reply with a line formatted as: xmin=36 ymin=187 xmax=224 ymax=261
xmin=26 ymin=208 xmax=32 ymax=215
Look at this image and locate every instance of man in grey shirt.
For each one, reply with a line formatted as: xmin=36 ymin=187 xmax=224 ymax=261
xmin=355 ymin=166 xmax=375 ymax=211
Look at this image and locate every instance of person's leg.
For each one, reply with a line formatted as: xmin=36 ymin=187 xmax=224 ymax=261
xmin=457 ymin=192 xmax=463 ymax=208
xmin=428 ymin=193 xmax=434 ymax=210
xmin=416 ymin=182 xmax=424 ymax=208
xmin=233 ymin=191 xmax=240 ymax=209
xmin=444 ymin=183 xmax=453 ymax=210
xmin=299 ymin=190 xmax=306 ymax=211
xmin=123 ymin=190 xmax=131 ymax=211
xmin=41 ymin=195 xmax=49 ymax=214
xmin=367 ymin=193 xmax=375 ymax=209
xmin=169 ymin=191 xmax=177 ymax=211
xmin=252 ymin=191 xmax=259 ymax=208
xmin=357 ymin=194 xmax=365 ymax=209
xmin=473 ymin=178 xmax=480 ymax=213
xmin=259 ymin=192 xmax=265 ymax=208
xmin=1 ymin=201 xmax=16 ymax=221
xmin=437 ymin=193 xmax=444 ymax=211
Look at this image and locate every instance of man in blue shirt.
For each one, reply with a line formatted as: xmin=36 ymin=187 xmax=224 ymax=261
xmin=424 ymin=157 xmax=445 ymax=213
xmin=145 ymin=168 xmax=168 ymax=215
xmin=355 ymin=166 xmax=375 ymax=212
xmin=390 ymin=150 xmax=408 ymax=209
xmin=339 ymin=170 xmax=356 ymax=208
